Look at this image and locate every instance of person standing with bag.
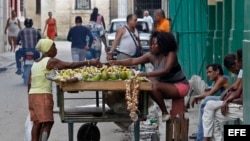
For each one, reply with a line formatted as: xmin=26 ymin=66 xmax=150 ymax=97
xmin=90 ymin=7 xmax=108 ymax=49
xmin=106 ymin=14 xmax=142 ymax=61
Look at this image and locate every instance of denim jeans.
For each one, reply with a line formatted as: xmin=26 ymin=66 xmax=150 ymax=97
xmin=71 ymin=48 xmax=87 ymax=62
xmin=15 ymin=48 xmax=40 ymax=69
xmin=23 ymin=65 xmax=32 ymax=85
xmin=86 ymin=49 xmax=101 ymax=60
xmin=196 ymin=96 xmax=220 ymax=141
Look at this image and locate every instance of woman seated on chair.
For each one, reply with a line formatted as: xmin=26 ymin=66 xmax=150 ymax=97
xmin=109 ymin=31 xmax=190 ymax=122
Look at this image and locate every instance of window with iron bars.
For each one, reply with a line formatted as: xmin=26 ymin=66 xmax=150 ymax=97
xmin=75 ymin=0 xmax=91 ymax=10
xmin=136 ymin=0 xmax=161 ymax=10
xmin=135 ymin=0 xmax=161 ymax=18
xmin=36 ymin=0 xmax=41 ymax=14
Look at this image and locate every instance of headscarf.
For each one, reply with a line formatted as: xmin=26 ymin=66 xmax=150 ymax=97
xmin=36 ymin=39 xmax=54 ymax=54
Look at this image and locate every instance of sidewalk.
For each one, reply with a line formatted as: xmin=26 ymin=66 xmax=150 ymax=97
xmin=0 ymin=52 xmax=15 ymax=72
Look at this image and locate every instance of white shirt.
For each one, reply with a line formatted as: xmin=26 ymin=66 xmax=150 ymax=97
xmin=237 ymin=69 xmax=243 ymax=78
xmin=118 ymin=26 xmax=139 ymax=56
xmin=143 ymin=16 xmax=154 ymax=30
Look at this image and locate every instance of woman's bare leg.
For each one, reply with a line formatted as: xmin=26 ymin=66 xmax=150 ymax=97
xmin=101 ymin=36 xmax=108 ymax=51
xmin=150 ymin=81 xmax=180 ymax=115
xmin=8 ymin=36 xmax=13 ymax=52
xmin=12 ymin=36 xmax=17 ymax=52
xmin=40 ymin=122 xmax=54 ymax=141
xmin=203 ymin=137 xmax=210 ymax=141
xmin=32 ymin=122 xmax=42 ymax=141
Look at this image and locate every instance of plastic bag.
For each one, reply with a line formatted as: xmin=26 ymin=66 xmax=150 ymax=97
xmin=24 ymin=113 xmax=33 ymax=141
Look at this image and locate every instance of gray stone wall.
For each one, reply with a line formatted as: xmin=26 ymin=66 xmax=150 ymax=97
xmin=24 ymin=0 xmax=41 ymax=29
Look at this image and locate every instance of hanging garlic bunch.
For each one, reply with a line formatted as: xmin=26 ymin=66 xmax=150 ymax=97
xmin=125 ymin=77 xmax=140 ymax=121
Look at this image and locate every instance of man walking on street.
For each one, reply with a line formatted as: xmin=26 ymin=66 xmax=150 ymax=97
xmin=67 ymin=16 xmax=94 ymax=62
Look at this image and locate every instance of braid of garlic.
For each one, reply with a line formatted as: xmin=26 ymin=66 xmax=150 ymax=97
xmin=125 ymin=77 xmax=140 ymax=121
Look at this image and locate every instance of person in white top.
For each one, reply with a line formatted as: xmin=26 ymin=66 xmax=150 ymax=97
xmin=143 ymin=10 xmax=154 ymax=31
xmin=107 ymin=14 xmax=142 ymax=60
xmin=4 ymin=10 xmax=21 ymax=52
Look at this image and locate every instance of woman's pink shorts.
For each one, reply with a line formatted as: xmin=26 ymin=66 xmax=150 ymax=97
xmin=175 ymin=82 xmax=190 ymax=97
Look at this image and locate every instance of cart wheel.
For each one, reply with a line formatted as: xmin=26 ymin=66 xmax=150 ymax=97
xmin=77 ymin=123 xmax=100 ymax=141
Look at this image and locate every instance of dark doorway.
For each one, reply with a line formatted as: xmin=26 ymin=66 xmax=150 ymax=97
xmin=135 ymin=0 xmax=162 ymax=18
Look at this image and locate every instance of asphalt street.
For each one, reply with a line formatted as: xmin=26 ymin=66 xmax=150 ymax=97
xmin=0 ymin=41 xmax=199 ymax=141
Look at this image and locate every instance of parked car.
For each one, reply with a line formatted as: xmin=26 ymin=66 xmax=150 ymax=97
xmin=106 ymin=18 xmax=151 ymax=55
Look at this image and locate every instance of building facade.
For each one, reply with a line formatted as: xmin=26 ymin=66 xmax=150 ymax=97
xmin=22 ymin=0 xmax=167 ymax=39
xmin=23 ymin=0 xmax=110 ymax=39
xmin=0 ymin=0 xmax=168 ymax=51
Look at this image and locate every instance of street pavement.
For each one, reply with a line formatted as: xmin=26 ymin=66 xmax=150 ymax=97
xmin=0 ymin=41 xmax=200 ymax=141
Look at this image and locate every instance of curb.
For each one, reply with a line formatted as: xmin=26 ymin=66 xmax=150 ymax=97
xmin=0 ymin=61 xmax=16 ymax=73
xmin=0 ymin=67 xmax=7 ymax=73
xmin=0 ymin=61 xmax=16 ymax=68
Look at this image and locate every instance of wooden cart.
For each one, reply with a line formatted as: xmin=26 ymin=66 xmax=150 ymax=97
xmin=56 ymin=81 xmax=152 ymax=141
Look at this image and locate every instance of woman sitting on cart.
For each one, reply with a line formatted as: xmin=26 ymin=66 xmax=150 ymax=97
xmin=109 ymin=31 xmax=189 ymax=122
xmin=28 ymin=39 xmax=101 ymax=141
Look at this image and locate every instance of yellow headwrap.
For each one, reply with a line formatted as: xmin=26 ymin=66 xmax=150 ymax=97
xmin=36 ymin=39 xmax=54 ymax=53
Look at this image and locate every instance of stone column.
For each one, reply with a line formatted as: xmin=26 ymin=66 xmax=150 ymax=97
xmin=127 ymin=0 xmax=133 ymax=16
xmin=162 ymin=0 xmax=169 ymax=17
xmin=212 ymin=0 xmax=223 ymax=64
xmin=206 ymin=0 xmax=216 ymax=64
xmin=222 ymin=0 xmax=232 ymax=76
xmin=118 ymin=0 xmax=127 ymax=18
xmin=222 ymin=0 xmax=232 ymax=57
xmin=228 ymin=0 xmax=244 ymax=53
xmin=0 ymin=0 xmax=8 ymax=53
xmin=243 ymin=0 xmax=250 ymax=124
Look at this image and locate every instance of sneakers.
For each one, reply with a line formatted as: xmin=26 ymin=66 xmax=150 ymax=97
xmin=15 ymin=69 xmax=22 ymax=75
xmin=162 ymin=114 xmax=171 ymax=122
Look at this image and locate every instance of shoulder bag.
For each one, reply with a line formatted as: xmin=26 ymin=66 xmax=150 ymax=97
xmin=124 ymin=26 xmax=142 ymax=57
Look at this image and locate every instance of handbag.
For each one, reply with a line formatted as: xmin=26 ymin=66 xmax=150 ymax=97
xmin=24 ymin=113 xmax=33 ymax=141
xmin=124 ymin=26 xmax=142 ymax=57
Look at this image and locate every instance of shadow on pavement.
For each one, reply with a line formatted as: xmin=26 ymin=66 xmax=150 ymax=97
xmin=0 ymin=67 xmax=7 ymax=73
